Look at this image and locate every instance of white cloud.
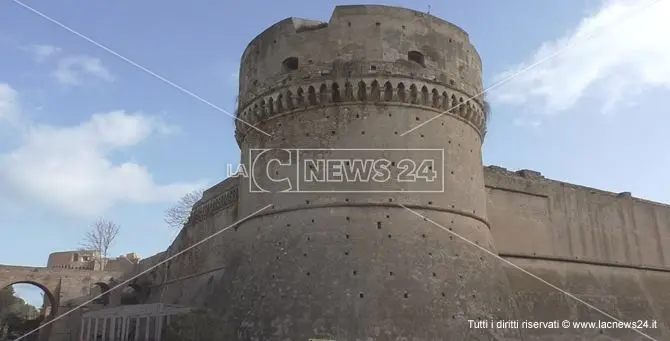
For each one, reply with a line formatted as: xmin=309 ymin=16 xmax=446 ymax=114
xmin=0 ymin=84 xmax=205 ymax=216
xmin=491 ymin=0 xmax=670 ymax=115
xmin=27 ymin=44 xmax=61 ymax=62
xmin=0 ymin=84 xmax=20 ymax=124
xmin=52 ymin=55 xmax=114 ymax=86
xmin=513 ymin=118 xmax=541 ymax=128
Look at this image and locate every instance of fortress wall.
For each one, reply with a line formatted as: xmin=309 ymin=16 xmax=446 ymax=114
xmin=502 ymin=258 xmax=670 ymax=340
xmin=485 ymin=166 xmax=670 ymax=340
xmin=485 ymin=166 xmax=670 ymax=269
xmin=145 ymin=178 xmax=239 ymax=306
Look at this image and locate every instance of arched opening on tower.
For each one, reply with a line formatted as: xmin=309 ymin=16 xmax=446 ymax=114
xmin=408 ymin=51 xmax=425 ymax=67
xmin=119 ymin=284 xmax=145 ymax=305
xmin=0 ymin=282 xmax=57 ymax=341
xmin=282 ymin=57 xmax=299 ymax=72
xmin=90 ymin=282 xmax=110 ymax=306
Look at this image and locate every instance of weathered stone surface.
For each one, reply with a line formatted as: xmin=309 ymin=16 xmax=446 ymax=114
xmin=7 ymin=4 xmax=670 ymax=341
xmin=0 ymin=265 xmax=122 ymax=341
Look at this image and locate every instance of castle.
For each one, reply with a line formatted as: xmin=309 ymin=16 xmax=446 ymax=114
xmin=2 ymin=5 xmax=669 ymax=341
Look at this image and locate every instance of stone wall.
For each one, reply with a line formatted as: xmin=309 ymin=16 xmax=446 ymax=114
xmin=59 ymin=5 xmax=670 ymax=341
xmin=0 ymin=265 xmax=123 ymax=341
xmin=483 ymin=166 xmax=670 ymax=340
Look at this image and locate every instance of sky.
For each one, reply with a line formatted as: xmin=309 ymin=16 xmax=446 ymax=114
xmin=1 ymin=0 xmax=669 ymax=307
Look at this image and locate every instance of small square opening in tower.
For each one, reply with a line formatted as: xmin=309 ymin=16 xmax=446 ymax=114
xmin=408 ymin=51 xmax=425 ymax=67
xmin=282 ymin=57 xmax=299 ymax=72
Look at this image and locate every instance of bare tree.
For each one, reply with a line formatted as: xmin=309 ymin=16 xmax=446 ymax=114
xmin=165 ymin=189 xmax=204 ymax=230
xmin=80 ymin=218 xmax=120 ymax=259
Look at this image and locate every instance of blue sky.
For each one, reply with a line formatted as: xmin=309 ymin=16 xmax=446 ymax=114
xmin=1 ymin=0 xmax=669 ymax=306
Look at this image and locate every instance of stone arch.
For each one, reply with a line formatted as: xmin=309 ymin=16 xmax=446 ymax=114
xmin=296 ymin=87 xmax=305 ymax=107
xmin=252 ymin=104 xmax=258 ymax=120
xmin=383 ymin=81 xmax=393 ymax=101
xmin=1 ymin=281 xmax=57 ymax=321
xmin=397 ymin=83 xmax=406 ymax=102
xmin=409 ymin=84 xmax=418 ymax=104
xmin=431 ymin=89 xmax=440 ymax=108
xmin=285 ymin=90 xmax=294 ymax=110
xmin=259 ymin=99 xmax=266 ymax=119
xmin=369 ymin=80 xmax=380 ymax=101
xmin=344 ymin=81 xmax=354 ymax=101
xmin=308 ymin=86 xmax=317 ymax=105
xmin=465 ymin=103 xmax=473 ymax=119
xmin=276 ymin=94 xmax=284 ymax=113
xmin=319 ymin=83 xmax=328 ymax=104
xmin=450 ymin=95 xmax=458 ymax=113
xmin=332 ymin=82 xmax=341 ymax=102
xmin=267 ymin=97 xmax=275 ymax=116
xmin=119 ymin=283 xmax=144 ymax=305
xmin=421 ymin=86 xmax=429 ymax=105
xmin=357 ymin=80 xmax=367 ymax=101
xmin=458 ymin=97 xmax=465 ymax=117
xmin=441 ymin=91 xmax=449 ymax=109
xmin=90 ymin=282 xmax=110 ymax=306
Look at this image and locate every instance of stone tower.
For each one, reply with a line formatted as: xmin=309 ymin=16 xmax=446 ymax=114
xmin=229 ymin=5 xmax=520 ymax=340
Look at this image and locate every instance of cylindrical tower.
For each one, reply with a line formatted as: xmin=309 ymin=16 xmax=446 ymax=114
xmin=223 ymin=5 xmax=519 ymax=340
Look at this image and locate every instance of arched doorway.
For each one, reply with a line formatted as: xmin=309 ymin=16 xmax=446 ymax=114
xmin=0 ymin=282 xmax=57 ymax=341
xmin=90 ymin=282 xmax=110 ymax=306
xmin=120 ymin=284 xmax=144 ymax=305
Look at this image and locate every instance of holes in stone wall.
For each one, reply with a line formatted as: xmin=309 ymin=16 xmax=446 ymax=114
xmin=408 ymin=51 xmax=425 ymax=67
xmin=282 ymin=57 xmax=299 ymax=72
